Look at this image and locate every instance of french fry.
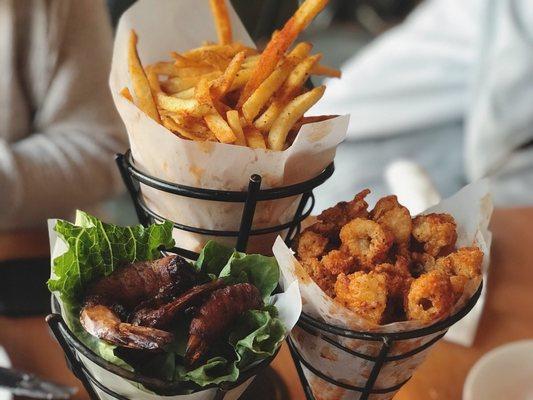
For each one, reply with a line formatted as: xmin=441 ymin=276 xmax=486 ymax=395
xmin=241 ymin=44 xmax=312 ymax=122
xmin=171 ymin=87 xmax=196 ymax=99
xmin=244 ymin=126 xmax=267 ymax=149
xmin=211 ymin=51 xmax=246 ymax=98
xmin=268 ymin=85 xmax=326 ymax=150
xmin=157 ymin=92 xmax=211 ymax=117
xmin=204 ymin=113 xmax=236 ymax=143
xmin=238 ymin=0 xmax=329 ymax=105
xmin=145 ymin=66 xmax=162 ymax=96
xmin=120 ymin=87 xmax=133 ymax=102
xmin=209 ymin=0 xmax=233 ymax=45
xmin=291 ymin=114 xmax=338 ymax=131
xmin=226 ymin=110 xmax=247 ymax=146
xmin=255 ymin=54 xmax=321 ymax=132
xmin=228 ymin=68 xmax=253 ymax=92
xmin=150 ymin=62 xmax=214 ymax=78
xmin=161 ymin=71 xmax=221 ymax=94
xmin=170 ymin=52 xmax=207 ymax=68
xmin=162 ymin=115 xmax=211 ymax=141
xmin=128 ymin=30 xmax=160 ymax=122
xmin=311 ymin=63 xmax=341 ymax=78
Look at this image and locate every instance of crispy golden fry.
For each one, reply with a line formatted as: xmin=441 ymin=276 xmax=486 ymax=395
xmin=339 ymin=218 xmax=393 ymax=267
xmin=226 ymin=110 xmax=246 ymax=146
xmin=145 ymin=66 xmax=161 ymax=96
xmin=204 ymin=113 xmax=236 ymax=143
xmin=335 ymin=271 xmax=388 ymax=324
xmin=268 ymin=85 xmax=325 ymax=150
xmin=128 ymin=30 xmax=160 ymax=122
xmin=255 ymin=54 xmax=321 ymax=131
xmin=149 ymin=61 xmax=181 ymax=77
xmin=228 ymin=68 xmax=253 ymax=92
xmin=211 ymin=51 xmax=245 ymax=98
xmin=157 ymin=93 xmax=211 ymax=117
xmin=161 ymin=71 xmax=221 ymax=94
xmin=238 ymin=0 xmax=329 ymax=105
xmin=242 ymin=57 xmax=296 ymax=122
xmin=209 ymin=0 xmax=233 ymax=45
xmin=162 ymin=115 xmax=209 ymax=141
xmin=172 ymin=87 xmax=196 ymax=99
xmin=311 ymin=63 xmax=341 ymax=78
xmin=244 ymin=126 xmax=266 ymax=149
xmin=120 ymin=87 xmax=133 ymax=102
xmin=170 ymin=52 xmax=206 ymax=67
xmin=405 ymin=270 xmax=454 ymax=323
xmin=412 ymin=213 xmax=458 ymax=256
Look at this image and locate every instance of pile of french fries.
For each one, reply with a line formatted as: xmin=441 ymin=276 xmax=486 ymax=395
xmin=122 ymin=0 xmax=340 ymax=151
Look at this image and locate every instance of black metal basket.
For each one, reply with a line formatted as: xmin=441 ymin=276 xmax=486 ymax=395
xmin=288 ymin=283 xmax=483 ymax=400
xmin=46 ymin=150 xmax=335 ymax=400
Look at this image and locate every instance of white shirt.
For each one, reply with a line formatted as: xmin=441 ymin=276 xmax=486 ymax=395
xmin=313 ymin=0 xmax=533 ymax=205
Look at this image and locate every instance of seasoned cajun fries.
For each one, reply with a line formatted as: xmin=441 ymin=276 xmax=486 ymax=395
xmin=294 ymin=190 xmax=483 ymax=325
xmin=122 ymin=0 xmax=340 ymax=150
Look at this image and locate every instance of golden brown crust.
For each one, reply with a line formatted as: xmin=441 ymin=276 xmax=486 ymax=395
xmin=339 ymin=218 xmax=393 ymax=266
xmin=405 ymin=270 xmax=454 ymax=323
xmin=296 ymin=230 xmax=329 ymax=260
xmin=412 ymin=213 xmax=458 ymax=256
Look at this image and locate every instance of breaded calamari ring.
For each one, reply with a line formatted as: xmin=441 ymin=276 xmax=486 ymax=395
xmin=435 ymin=247 xmax=483 ymax=279
xmin=339 ymin=218 xmax=393 ymax=266
xmin=371 ymin=195 xmax=412 ymax=246
xmin=334 ymin=271 xmax=388 ymax=324
xmin=373 ymin=256 xmax=412 ymax=299
xmin=405 ymin=270 xmax=454 ymax=323
xmin=412 ymin=213 xmax=457 ymax=256
xmin=321 ymin=249 xmax=356 ymax=275
xmin=296 ymin=230 xmax=328 ymax=260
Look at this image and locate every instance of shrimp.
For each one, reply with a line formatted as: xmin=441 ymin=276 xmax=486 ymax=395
xmin=334 ymin=271 xmax=388 ymax=324
xmin=339 ymin=218 xmax=393 ymax=267
xmin=371 ymin=195 xmax=412 ymax=247
xmin=80 ymin=255 xmax=199 ymax=350
xmin=186 ymin=283 xmax=263 ymax=365
xmin=412 ymin=213 xmax=457 ymax=256
xmin=405 ymin=270 xmax=454 ymax=323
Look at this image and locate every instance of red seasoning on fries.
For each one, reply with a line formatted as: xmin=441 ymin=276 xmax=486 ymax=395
xmin=122 ymin=0 xmax=340 ymax=150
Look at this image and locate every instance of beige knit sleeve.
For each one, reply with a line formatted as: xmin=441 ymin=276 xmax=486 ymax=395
xmin=0 ymin=0 xmax=128 ymax=229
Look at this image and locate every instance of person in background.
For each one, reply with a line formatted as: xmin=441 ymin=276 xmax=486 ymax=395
xmin=312 ymin=0 xmax=533 ymax=206
xmin=0 ymin=0 xmax=127 ymax=230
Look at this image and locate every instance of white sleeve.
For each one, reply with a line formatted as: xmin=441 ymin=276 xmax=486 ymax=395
xmin=0 ymin=0 xmax=127 ymax=229
xmin=311 ymin=0 xmax=481 ymax=138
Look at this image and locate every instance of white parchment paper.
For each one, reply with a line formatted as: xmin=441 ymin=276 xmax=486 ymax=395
xmin=273 ymin=180 xmax=493 ymax=400
xmin=48 ymin=221 xmax=302 ymax=400
xmin=109 ymin=0 xmax=348 ymax=255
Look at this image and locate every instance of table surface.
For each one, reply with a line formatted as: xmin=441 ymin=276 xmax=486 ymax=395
xmin=1 ymin=207 xmax=533 ymax=400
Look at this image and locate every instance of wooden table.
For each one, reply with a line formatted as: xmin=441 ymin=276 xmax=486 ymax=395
xmin=1 ymin=208 xmax=533 ymax=399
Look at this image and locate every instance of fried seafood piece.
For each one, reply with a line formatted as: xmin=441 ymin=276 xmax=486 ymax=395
xmin=435 ymin=247 xmax=483 ymax=279
xmin=296 ymin=230 xmax=329 ymax=260
xmin=317 ymin=189 xmax=370 ymax=228
xmin=371 ymin=195 xmax=412 ymax=247
xmin=301 ymin=257 xmax=336 ymax=296
xmin=339 ymin=218 xmax=393 ymax=267
xmin=405 ymin=270 xmax=454 ymax=323
xmin=412 ymin=213 xmax=457 ymax=256
xmin=410 ymin=252 xmax=436 ymax=277
xmin=186 ymin=283 xmax=263 ymax=365
xmin=334 ymin=271 xmax=388 ymax=324
xmin=449 ymin=275 xmax=469 ymax=300
xmin=373 ymin=256 xmax=412 ymax=299
xmin=81 ymin=255 xmax=200 ymax=350
xmin=321 ymin=249 xmax=356 ymax=275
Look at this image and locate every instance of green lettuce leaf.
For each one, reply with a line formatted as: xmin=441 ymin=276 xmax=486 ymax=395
xmin=48 ymin=210 xmax=175 ymax=303
xmin=175 ymin=357 xmax=239 ymax=387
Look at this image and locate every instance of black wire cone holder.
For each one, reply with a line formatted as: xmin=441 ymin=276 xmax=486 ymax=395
xmin=288 ymin=282 xmax=483 ymax=400
xmin=46 ymin=150 xmax=335 ymax=400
